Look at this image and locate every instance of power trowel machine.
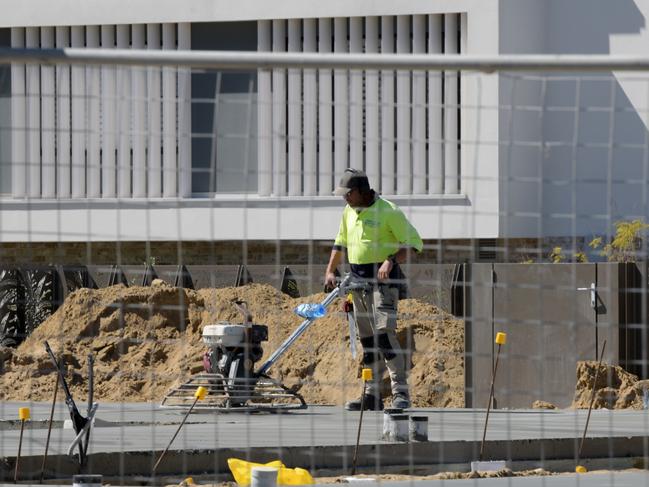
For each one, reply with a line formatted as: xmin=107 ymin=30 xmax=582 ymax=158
xmin=161 ymin=274 xmax=363 ymax=411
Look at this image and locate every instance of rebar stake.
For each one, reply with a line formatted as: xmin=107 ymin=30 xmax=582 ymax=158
xmin=14 ymin=407 xmax=30 ymax=483
xmin=576 ymin=339 xmax=607 ymax=470
xmin=351 ymin=368 xmax=373 ymax=476
xmin=152 ymin=386 xmax=207 ymax=478
xmin=479 ymin=332 xmax=507 ymax=462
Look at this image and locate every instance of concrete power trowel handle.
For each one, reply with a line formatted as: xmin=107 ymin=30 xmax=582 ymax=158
xmin=256 ymin=274 xmax=352 ymax=376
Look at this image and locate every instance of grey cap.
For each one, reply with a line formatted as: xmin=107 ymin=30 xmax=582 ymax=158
xmin=333 ymin=168 xmax=371 ymax=196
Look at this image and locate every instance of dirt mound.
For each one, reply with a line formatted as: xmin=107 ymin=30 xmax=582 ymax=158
xmin=571 ymin=361 xmax=649 ymax=409
xmin=0 ymin=282 xmax=464 ymax=407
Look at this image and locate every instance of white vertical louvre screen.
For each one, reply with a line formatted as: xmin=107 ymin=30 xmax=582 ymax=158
xmin=257 ymin=20 xmax=272 ymax=197
xmin=40 ymin=26 xmax=56 ymax=198
xmin=9 ymin=16 xmax=461 ymax=199
xmin=10 ymin=28 xmax=26 ymax=199
xmin=100 ymin=25 xmax=116 ymax=198
xmin=177 ymin=23 xmax=192 ymax=198
xmin=317 ymin=18 xmax=333 ymax=196
xmin=271 ymin=20 xmax=287 ymax=197
xmin=161 ymin=23 xmax=177 ymax=198
xmin=86 ymin=25 xmax=101 ymax=198
xmin=9 ymin=23 xmax=191 ymax=199
xmin=303 ymin=18 xmax=317 ymax=197
xmin=146 ymin=24 xmax=162 ymax=198
xmin=257 ymin=13 xmax=462 ymax=196
xmin=25 ymin=27 xmax=41 ymax=198
xmin=444 ymin=14 xmax=460 ymax=195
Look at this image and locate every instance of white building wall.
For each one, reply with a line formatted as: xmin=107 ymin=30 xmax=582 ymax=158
xmin=0 ymin=0 xmax=501 ymax=242
xmin=499 ymin=0 xmax=649 ymax=240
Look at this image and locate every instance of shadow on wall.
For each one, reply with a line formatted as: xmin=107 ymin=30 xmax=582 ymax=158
xmin=500 ymin=0 xmax=649 ymax=239
xmin=546 ymin=0 xmax=644 ymax=54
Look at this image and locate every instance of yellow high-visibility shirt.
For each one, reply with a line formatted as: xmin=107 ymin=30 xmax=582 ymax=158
xmin=334 ymin=197 xmax=423 ymax=264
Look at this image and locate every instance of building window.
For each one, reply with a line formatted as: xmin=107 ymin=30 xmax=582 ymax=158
xmin=0 ymin=28 xmax=10 ymax=195
xmin=191 ymin=21 xmax=258 ymax=195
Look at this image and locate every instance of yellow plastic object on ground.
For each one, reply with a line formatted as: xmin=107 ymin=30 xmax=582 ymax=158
xmin=227 ymin=458 xmax=314 ymax=486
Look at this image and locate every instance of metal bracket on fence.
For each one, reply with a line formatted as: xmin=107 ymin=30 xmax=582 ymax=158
xmin=577 ymin=282 xmax=597 ymax=309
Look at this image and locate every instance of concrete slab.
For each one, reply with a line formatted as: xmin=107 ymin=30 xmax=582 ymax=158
xmin=1 ymin=403 xmax=648 ymax=481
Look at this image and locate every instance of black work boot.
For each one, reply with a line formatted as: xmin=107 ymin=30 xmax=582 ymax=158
xmin=345 ymin=394 xmax=384 ymax=411
xmin=391 ymin=392 xmax=411 ymax=409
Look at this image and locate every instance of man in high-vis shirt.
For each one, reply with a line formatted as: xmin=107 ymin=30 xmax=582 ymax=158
xmin=324 ymin=168 xmax=423 ymax=411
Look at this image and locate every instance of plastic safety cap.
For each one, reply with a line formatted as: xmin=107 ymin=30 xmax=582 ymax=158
xmin=18 ymin=407 xmax=30 ymax=421
xmin=194 ymin=386 xmax=208 ymax=400
xmin=495 ymin=332 xmax=507 ymax=345
xmin=361 ymin=368 xmax=373 ymax=381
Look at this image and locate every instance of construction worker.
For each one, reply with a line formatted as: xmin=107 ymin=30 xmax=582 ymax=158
xmin=325 ymin=168 xmax=423 ymax=410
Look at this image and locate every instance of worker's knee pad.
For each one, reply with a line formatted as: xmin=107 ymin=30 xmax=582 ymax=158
xmin=377 ymin=333 xmax=397 ymax=361
xmin=360 ymin=335 xmax=380 ymax=365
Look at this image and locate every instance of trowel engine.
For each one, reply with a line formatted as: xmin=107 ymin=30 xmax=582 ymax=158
xmin=202 ymin=322 xmax=268 ymax=391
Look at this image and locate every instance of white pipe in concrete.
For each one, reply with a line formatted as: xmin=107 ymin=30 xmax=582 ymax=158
xmin=251 ymin=467 xmax=278 ymax=487
xmin=382 ymin=408 xmax=402 ymax=440
xmin=409 ymin=416 xmax=428 ymax=442
xmin=72 ymin=474 xmax=103 ymax=487
xmin=383 ymin=412 xmax=409 ymax=442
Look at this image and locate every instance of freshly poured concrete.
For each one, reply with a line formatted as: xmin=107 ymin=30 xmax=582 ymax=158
xmin=1 ymin=402 xmax=649 ymax=480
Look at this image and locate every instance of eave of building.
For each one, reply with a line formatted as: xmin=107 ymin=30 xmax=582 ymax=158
xmin=0 ymin=0 xmax=488 ymax=28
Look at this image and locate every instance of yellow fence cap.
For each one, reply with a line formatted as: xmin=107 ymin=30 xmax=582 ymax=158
xmin=18 ymin=407 xmax=30 ymax=420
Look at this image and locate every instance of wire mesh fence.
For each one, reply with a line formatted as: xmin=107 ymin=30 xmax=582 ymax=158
xmin=1 ymin=45 xmax=649 ymax=486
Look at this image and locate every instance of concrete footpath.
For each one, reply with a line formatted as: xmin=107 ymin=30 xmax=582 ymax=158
xmin=1 ymin=402 xmax=649 ymax=481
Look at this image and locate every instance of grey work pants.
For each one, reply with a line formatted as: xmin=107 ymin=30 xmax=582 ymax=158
xmin=352 ymin=284 xmax=408 ymax=398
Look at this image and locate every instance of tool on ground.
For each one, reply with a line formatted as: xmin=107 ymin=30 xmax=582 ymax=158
xmin=152 ymin=386 xmax=207 ymax=477
xmin=163 ymin=274 xmax=368 ymax=411
xmin=44 ymin=341 xmax=98 ymax=466
xmin=576 ymin=339 xmax=607 ymax=473
xmin=14 ymin=407 xmax=30 ymax=483
xmin=40 ymin=370 xmax=60 ymax=483
xmin=344 ymin=293 xmax=357 ymax=359
xmin=474 ymin=331 xmax=507 ymax=471
xmin=351 ymin=368 xmax=373 ymax=475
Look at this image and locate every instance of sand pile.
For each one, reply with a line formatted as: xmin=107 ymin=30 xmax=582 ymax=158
xmin=0 ymin=282 xmax=464 ymax=407
xmin=571 ymin=360 xmax=649 ymax=409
